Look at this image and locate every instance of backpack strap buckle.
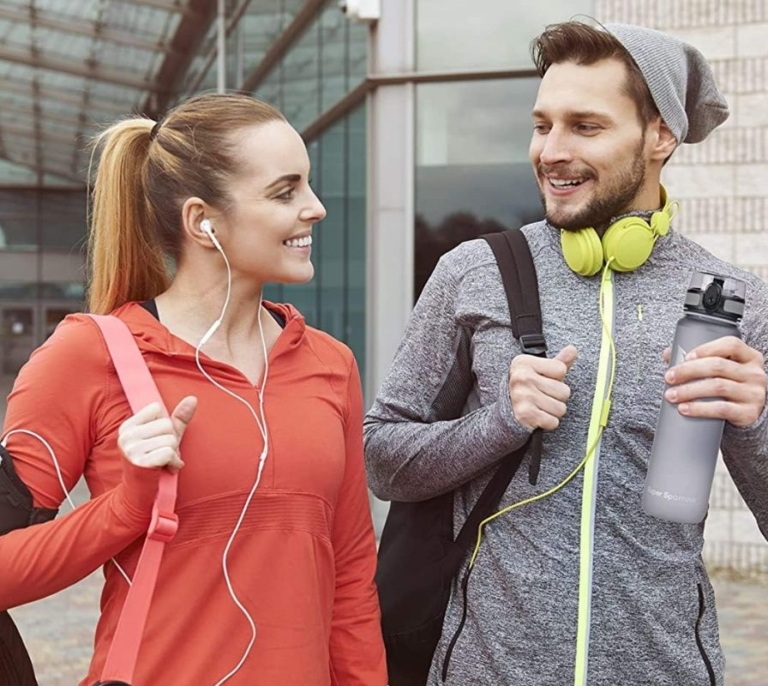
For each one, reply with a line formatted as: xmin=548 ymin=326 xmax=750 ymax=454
xmin=519 ymin=333 xmax=547 ymax=356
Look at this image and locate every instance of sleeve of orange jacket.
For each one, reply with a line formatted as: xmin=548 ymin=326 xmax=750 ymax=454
xmin=0 ymin=316 xmax=161 ymax=611
xmin=329 ymin=355 xmax=387 ymax=685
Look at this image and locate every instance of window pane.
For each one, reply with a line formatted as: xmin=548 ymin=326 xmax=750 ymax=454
xmin=316 ymin=120 xmax=346 ymax=340
xmin=275 ymin=105 xmax=366 ymax=375
xmin=415 ymin=79 xmax=542 ymax=298
xmin=320 ymin=5 xmax=348 ymax=112
xmin=416 ymin=1 xmax=594 ymax=71
xmin=240 ymin=0 xmax=285 ymax=77
xmin=281 ymin=21 xmax=320 ymax=131
xmin=346 ymin=105 xmax=366 ymax=375
xmin=249 ymin=0 xmax=367 ymax=126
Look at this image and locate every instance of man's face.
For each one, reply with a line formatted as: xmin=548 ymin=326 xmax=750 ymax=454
xmin=529 ymin=58 xmax=652 ymax=231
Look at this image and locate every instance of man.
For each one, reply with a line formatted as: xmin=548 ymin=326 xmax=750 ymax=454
xmin=364 ymin=20 xmax=768 ymax=686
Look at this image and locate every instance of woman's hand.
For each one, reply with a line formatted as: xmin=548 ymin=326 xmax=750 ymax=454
xmin=117 ymin=396 xmax=198 ymax=472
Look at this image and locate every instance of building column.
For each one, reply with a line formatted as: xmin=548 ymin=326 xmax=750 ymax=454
xmin=365 ymin=0 xmax=416 ymax=532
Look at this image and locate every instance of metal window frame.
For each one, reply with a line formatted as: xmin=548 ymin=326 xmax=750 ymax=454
xmin=238 ymin=0 xmax=327 ymax=94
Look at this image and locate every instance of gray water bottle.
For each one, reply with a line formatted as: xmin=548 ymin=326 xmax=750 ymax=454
xmin=642 ymin=272 xmax=746 ymax=524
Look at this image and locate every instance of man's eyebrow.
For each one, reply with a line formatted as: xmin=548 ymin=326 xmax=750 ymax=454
xmin=532 ymin=108 xmax=613 ymax=121
xmin=265 ymin=173 xmax=302 ymax=190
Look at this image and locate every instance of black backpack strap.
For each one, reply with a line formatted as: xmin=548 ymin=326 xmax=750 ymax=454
xmin=456 ymin=229 xmax=547 ymax=551
xmin=453 ymin=438 xmax=529 ymax=552
xmin=462 ymin=233 xmax=545 ymax=545
xmin=484 ymin=229 xmax=546 ymax=356
xmin=483 ymin=229 xmax=547 ymax=486
xmin=441 ymin=229 xmax=547 ymax=677
xmin=452 ymin=229 xmax=547 ymax=552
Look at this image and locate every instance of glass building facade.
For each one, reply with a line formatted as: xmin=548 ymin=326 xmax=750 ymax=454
xmin=0 ymin=183 xmax=85 ymax=374
xmin=0 ymin=0 xmax=370 ymax=379
xmin=2 ymin=0 xmax=768 ymax=646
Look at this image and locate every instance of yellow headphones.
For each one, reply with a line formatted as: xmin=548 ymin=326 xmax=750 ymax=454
xmin=560 ymin=186 xmax=676 ymax=276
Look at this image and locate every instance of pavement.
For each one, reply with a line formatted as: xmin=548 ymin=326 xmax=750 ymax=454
xmin=3 ymin=377 xmax=768 ymax=685
xmin=9 ymin=540 xmax=768 ymax=684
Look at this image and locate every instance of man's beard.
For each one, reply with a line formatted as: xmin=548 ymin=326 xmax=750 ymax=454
xmin=539 ymin=138 xmax=647 ymax=232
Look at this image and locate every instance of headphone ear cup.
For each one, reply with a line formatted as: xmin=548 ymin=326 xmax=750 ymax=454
xmin=601 ymin=217 xmax=656 ymax=272
xmin=561 ymin=228 xmax=604 ymax=277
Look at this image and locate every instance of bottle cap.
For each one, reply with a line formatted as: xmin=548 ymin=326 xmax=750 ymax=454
xmin=684 ymin=271 xmax=746 ymax=321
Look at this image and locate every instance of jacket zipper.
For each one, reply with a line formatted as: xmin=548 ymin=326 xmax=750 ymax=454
xmin=573 ymin=269 xmax=615 ymax=686
xmin=695 ymin=583 xmax=716 ymax=686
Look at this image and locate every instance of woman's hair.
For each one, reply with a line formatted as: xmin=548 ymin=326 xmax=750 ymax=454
xmin=87 ymin=92 xmax=286 ymax=314
xmin=530 ymin=21 xmax=660 ymax=131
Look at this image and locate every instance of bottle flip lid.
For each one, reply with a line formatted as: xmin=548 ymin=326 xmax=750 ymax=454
xmin=684 ymin=271 xmax=746 ymax=321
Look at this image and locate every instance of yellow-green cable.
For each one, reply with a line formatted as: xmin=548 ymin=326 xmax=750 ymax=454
xmin=468 ymin=430 xmax=603 ymax=569
xmin=468 ymin=260 xmax=618 ymax=571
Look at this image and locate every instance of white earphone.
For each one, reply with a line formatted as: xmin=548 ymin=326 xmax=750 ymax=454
xmin=192 ymin=220 xmax=271 ymax=685
xmin=200 ymin=218 xmax=222 ymax=251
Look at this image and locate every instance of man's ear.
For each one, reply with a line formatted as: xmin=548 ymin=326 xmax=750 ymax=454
xmin=650 ymin=119 xmax=678 ymax=163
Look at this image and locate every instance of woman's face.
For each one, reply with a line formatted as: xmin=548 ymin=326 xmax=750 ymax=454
xmin=215 ymin=120 xmax=326 ymax=286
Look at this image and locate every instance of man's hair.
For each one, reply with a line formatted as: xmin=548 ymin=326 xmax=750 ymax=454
xmin=530 ymin=22 xmax=661 ymax=131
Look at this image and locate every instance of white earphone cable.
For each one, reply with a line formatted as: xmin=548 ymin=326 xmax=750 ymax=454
xmin=194 ymin=233 xmax=271 ymax=685
xmin=0 ymin=430 xmax=133 ymax=587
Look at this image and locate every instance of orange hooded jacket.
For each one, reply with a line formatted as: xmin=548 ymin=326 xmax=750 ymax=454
xmin=0 ymin=301 xmax=387 ymax=685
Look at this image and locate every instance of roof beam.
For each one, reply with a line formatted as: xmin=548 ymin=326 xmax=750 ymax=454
xmin=0 ymin=77 xmax=134 ymax=114
xmin=0 ymin=5 xmax=174 ymax=54
xmin=179 ymin=0 xmax=252 ymax=96
xmin=0 ymin=44 xmax=159 ymax=92
xmin=114 ymin=0 xmax=204 ymax=17
xmin=240 ymin=0 xmax=326 ymax=94
xmin=142 ymin=0 xmax=218 ymax=116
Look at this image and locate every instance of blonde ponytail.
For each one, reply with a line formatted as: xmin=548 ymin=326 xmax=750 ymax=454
xmin=87 ymin=119 xmax=171 ymax=314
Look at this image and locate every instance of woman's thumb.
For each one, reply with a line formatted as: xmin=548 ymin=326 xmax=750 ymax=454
xmin=171 ymin=395 xmax=198 ymax=438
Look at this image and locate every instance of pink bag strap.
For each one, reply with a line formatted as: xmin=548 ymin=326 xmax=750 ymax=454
xmin=88 ymin=314 xmax=179 ymax=684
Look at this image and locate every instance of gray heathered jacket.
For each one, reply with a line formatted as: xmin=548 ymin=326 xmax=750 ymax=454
xmin=364 ymin=221 xmax=768 ymax=686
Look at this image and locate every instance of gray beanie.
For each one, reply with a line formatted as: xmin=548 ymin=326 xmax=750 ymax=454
xmin=605 ymin=23 xmax=729 ymax=144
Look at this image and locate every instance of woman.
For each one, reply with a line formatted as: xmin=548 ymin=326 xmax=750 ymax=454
xmin=0 ymin=93 xmax=386 ymax=685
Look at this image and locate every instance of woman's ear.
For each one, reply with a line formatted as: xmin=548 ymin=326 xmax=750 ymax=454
xmin=180 ymin=197 xmax=215 ymax=248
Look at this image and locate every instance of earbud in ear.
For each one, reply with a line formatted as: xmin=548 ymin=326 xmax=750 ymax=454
xmin=199 ymin=217 xmax=224 ymax=252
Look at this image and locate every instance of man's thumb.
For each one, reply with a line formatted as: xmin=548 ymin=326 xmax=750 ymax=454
xmin=555 ymin=345 xmax=578 ymax=371
xmin=171 ymin=395 xmax=198 ymax=438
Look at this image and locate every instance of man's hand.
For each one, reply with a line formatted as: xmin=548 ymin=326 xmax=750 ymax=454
xmin=509 ymin=345 xmax=578 ymax=431
xmin=663 ymin=336 xmax=766 ymax=427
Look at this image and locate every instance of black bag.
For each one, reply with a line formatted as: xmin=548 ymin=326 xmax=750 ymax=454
xmin=0 ymin=446 xmax=58 ymax=686
xmin=375 ymin=228 xmax=547 ymax=685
